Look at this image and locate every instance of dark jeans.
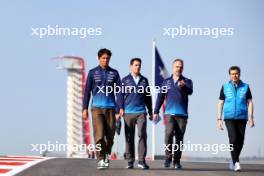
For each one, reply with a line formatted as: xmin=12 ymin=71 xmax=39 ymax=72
xmin=123 ymin=113 xmax=147 ymax=162
xmin=225 ymin=119 xmax=247 ymax=164
xmin=164 ymin=115 xmax=187 ymax=163
xmin=91 ymin=107 xmax=116 ymax=161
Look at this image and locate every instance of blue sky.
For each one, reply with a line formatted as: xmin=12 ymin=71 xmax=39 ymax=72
xmin=0 ymin=0 xmax=263 ymax=158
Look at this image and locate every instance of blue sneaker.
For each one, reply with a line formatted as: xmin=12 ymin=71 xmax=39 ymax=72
xmin=164 ymin=159 xmax=171 ymax=168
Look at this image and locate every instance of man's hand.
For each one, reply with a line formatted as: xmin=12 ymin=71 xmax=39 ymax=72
xmin=218 ymin=119 xmax=224 ymax=130
xmin=82 ymin=109 xmax=88 ymax=120
xmin=153 ymin=114 xmax=159 ymax=121
xmin=248 ymin=117 xmax=255 ymax=128
xmin=115 ymin=113 xmax=121 ymax=120
xmin=149 ymin=114 xmax=153 ymax=121
xmin=119 ymin=108 xmax=124 ymax=117
xmin=178 ymin=80 xmax=185 ymax=88
xmin=116 ymin=108 xmax=124 ymax=120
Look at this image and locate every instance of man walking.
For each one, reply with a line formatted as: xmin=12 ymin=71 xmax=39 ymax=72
xmin=82 ymin=48 xmax=121 ymax=169
xmin=217 ymin=66 xmax=254 ymax=172
xmin=153 ymin=59 xmax=193 ymax=169
xmin=117 ymin=58 xmax=153 ymax=169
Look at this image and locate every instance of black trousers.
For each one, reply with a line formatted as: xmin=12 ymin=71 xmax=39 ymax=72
xmin=225 ymin=119 xmax=247 ymax=164
xmin=164 ymin=115 xmax=187 ymax=163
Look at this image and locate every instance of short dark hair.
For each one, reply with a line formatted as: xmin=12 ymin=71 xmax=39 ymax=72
xmin=229 ymin=66 xmax=241 ymax=74
xmin=98 ymin=48 xmax=112 ymax=58
xmin=173 ymin=58 xmax=184 ymax=65
xmin=130 ymin=58 xmax=142 ymax=65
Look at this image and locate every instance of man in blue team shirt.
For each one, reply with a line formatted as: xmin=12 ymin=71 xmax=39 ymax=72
xmin=217 ymin=66 xmax=254 ymax=172
xmin=153 ymin=59 xmax=193 ymax=169
xmin=82 ymin=48 xmax=121 ymax=169
xmin=117 ymin=58 xmax=153 ymax=169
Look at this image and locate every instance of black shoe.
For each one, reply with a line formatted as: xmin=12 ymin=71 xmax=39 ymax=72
xmin=138 ymin=161 xmax=149 ymax=169
xmin=164 ymin=159 xmax=171 ymax=168
xmin=173 ymin=161 xmax=182 ymax=169
xmin=126 ymin=161 xmax=134 ymax=169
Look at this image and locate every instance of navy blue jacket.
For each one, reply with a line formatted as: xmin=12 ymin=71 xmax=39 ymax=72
xmin=117 ymin=74 xmax=152 ymax=115
xmin=154 ymin=75 xmax=193 ymax=117
xmin=83 ymin=65 xmax=121 ymax=110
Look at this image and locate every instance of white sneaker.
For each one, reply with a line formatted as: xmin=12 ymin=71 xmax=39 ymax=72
xmin=97 ymin=159 xmax=106 ymax=169
xmin=229 ymin=162 xmax=234 ymax=170
xmin=104 ymin=154 xmax=110 ymax=168
xmin=234 ymin=162 xmax=241 ymax=172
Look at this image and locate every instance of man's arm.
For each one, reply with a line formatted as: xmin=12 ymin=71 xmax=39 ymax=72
xmin=154 ymin=81 xmax=167 ymax=114
xmin=248 ymin=99 xmax=254 ymax=127
xmin=217 ymin=86 xmax=225 ymax=130
xmin=82 ymin=71 xmax=93 ymax=119
xmin=245 ymin=87 xmax=254 ymax=127
xmin=115 ymin=72 xmax=124 ymax=118
xmin=217 ymin=100 xmax=224 ymax=120
xmin=217 ymin=100 xmax=224 ymax=130
xmin=145 ymin=80 xmax=153 ymax=117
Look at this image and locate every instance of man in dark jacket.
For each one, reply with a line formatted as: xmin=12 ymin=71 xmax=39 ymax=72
xmin=154 ymin=59 xmax=193 ymax=169
xmin=82 ymin=48 xmax=121 ymax=169
xmin=117 ymin=58 xmax=153 ymax=169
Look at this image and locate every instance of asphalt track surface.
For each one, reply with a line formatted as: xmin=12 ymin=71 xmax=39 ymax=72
xmin=15 ymin=158 xmax=264 ymax=176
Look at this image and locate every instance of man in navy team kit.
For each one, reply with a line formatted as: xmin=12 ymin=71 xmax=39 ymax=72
xmin=82 ymin=48 xmax=121 ymax=169
xmin=116 ymin=58 xmax=153 ymax=169
xmin=153 ymin=59 xmax=193 ymax=169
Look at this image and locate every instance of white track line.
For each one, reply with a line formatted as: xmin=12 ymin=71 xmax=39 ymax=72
xmin=0 ymin=156 xmax=54 ymax=176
